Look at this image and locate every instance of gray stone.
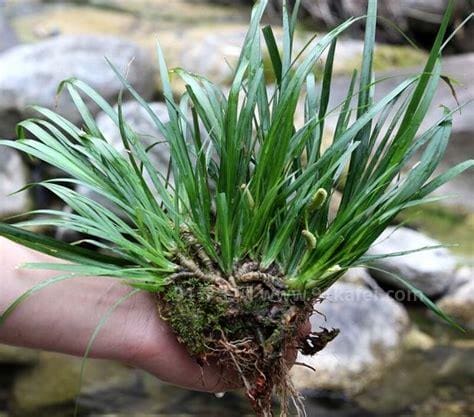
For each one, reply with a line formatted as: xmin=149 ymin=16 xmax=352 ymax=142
xmin=448 ymin=265 xmax=473 ymax=293
xmin=291 ymin=282 xmax=409 ymax=394
xmin=438 ymin=279 xmax=474 ymax=330
xmin=0 ymin=147 xmax=31 ymax=218
xmin=176 ymin=26 xmax=247 ymax=86
xmin=0 ymin=35 xmax=155 ymax=138
xmin=0 ymin=10 xmax=18 ymax=52
xmin=340 ymin=267 xmax=381 ymax=290
xmin=0 ymin=344 xmax=38 ymax=366
xmin=402 ymin=327 xmax=435 ymax=351
xmin=366 ymin=227 xmax=457 ymax=296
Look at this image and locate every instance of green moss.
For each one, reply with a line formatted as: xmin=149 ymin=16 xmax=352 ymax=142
xmin=337 ymin=45 xmax=427 ymax=77
xmin=373 ymin=45 xmax=427 ymax=72
xmin=161 ymin=271 xmax=292 ymax=355
xmin=397 ymin=204 xmax=474 ymax=256
xmin=163 ymin=278 xmax=229 ymax=354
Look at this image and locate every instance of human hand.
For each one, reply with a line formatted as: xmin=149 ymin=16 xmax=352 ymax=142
xmin=0 ymin=238 xmax=237 ymax=392
xmin=0 ymin=237 xmax=308 ymax=393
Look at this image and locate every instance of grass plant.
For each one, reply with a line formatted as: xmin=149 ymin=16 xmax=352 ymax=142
xmin=1 ymin=0 xmax=472 ymax=415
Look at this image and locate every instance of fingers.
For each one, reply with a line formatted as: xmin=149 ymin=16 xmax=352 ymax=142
xmin=136 ymin=331 xmax=242 ymax=392
xmin=129 ymin=291 xmax=311 ymax=393
xmin=146 ymin=318 xmax=311 ymax=392
xmin=125 ymin=296 xmax=242 ymax=392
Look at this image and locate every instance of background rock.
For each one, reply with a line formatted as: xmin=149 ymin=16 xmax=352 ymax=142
xmin=291 ymin=282 xmax=410 ymax=394
xmin=438 ymin=280 xmax=474 ymax=330
xmin=0 ymin=345 xmax=38 ymax=366
xmin=404 ymin=0 xmax=474 ymax=52
xmin=40 ymin=0 xmax=250 ymax=24
xmin=0 ymin=7 xmax=18 ymax=52
xmin=448 ymin=266 xmax=473 ymax=292
xmin=0 ymin=148 xmax=31 ymax=219
xmin=366 ymin=227 xmax=457 ymax=297
xmin=402 ymin=328 xmax=436 ymax=351
xmin=210 ymin=0 xmax=473 ymax=52
xmin=0 ymin=35 xmax=155 ymax=138
xmin=340 ymin=267 xmax=381 ymax=290
xmin=10 ymin=352 xmax=134 ymax=417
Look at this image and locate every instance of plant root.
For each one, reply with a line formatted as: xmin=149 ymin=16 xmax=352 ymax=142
xmin=158 ymin=240 xmax=339 ymax=416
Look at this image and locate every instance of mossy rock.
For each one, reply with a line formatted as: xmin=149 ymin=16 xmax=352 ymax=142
xmin=263 ymin=39 xmax=426 ymax=84
xmin=10 ymin=352 xmax=133 ymax=417
xmin=11 ymin=5 xmax=250 ymax=92
xmin=396 ymin=203 xmax=474 ymax=257
xmin=339 ymin=44 xmax=427 ymax=76
xmin=58 ymin=0 xmax=250 ymax=24
xmin=12 ymin=6 xmax=138 ymax=43
xmin=373 ymin=45 xmax=427 ymax=71
xmin=0 ymin=345 xmax=38 ymax=366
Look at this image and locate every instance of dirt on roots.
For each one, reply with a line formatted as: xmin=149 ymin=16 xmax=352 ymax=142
xmin=158 ymin=235 xmax=339 ymax=416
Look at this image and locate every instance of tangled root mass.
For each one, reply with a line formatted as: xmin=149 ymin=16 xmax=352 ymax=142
xmin=159 ymin=234 xmax=339 ymax=416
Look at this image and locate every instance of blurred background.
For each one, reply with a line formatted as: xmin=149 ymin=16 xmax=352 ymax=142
xmin=0 ymin=0 xmax=473 ymax=416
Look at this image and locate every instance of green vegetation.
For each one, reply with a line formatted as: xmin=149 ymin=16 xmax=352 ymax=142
xmin=2 ymin=1 xmax=467 ymax=293
xmin=162 ymin=277 xmax=228 ymax=354
xmin=0 ymin=0 xmax=472 ymax=415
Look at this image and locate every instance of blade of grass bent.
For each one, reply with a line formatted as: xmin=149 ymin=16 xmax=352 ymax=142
xmin=0 ymin=224 xmax=128 ymax=266
xmin=73 ymin=288 xmax=141 ymax=417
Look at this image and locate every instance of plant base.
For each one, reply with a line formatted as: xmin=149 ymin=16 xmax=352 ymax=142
xmin=159 ymin=247 xmax=339 ymax=416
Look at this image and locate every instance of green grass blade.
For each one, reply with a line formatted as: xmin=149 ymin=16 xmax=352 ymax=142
xmin=366 ymin=265 xmax=464 ymax=331
xmin=0 ymin=224 xmax=129 ymax=266
xmin=262 ymin=25 xmax=282 ymax=87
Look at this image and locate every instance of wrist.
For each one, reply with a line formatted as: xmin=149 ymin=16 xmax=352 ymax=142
xmin=109 ymin=289 xmax=162 ymax=365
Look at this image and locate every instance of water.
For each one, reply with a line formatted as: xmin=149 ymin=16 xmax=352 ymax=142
xmin=94 ymin=308 xmax=474 ymax=417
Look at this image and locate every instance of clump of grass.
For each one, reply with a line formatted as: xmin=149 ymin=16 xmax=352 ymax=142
xmin=1 ymin=0 xmax=472 ymax=416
